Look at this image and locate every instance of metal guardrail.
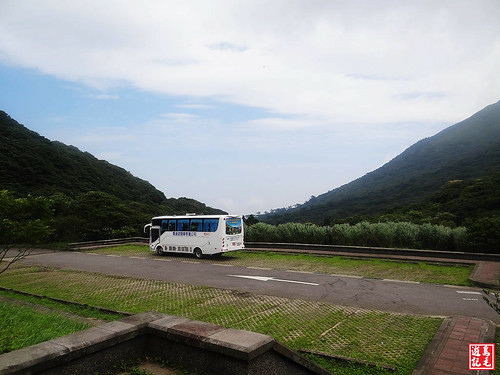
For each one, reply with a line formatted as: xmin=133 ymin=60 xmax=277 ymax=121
xmin=245 ymin=242 xmax=500 ymax=262
xmin=67 ymin=237 xmax=148 ymax=250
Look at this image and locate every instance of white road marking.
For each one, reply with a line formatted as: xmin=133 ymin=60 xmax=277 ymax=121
xmin=229 ymin=274 xmax=319 ymax=286
xmin=247 ymin=267 xmax=272 ymax=270
xmin=456 ymin=291 xmax=482 ymax=295
xmin=462 ymin=298 xmax=479 ymax=301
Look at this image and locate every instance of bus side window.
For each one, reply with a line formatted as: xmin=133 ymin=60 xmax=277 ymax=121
xmin=177 ymin=219 xmax=189 ymax=231
xmin=203 ymin=219 xmax=219 ymax=232
xmin=167 ymin=219 xmax=176 ymax=231
xmin=161 ymin=220 xmax=168 ymax=233
xmin=190 ymin=219 xmax=203 ymax=232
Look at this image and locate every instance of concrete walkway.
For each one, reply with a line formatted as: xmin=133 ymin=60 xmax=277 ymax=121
xmin=413 ymin=317 xmax=496 ymax=375
xmin=470 ymin=261 xmax=500 ymax=289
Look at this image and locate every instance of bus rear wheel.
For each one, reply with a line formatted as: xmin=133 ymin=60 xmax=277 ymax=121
xmin=156 ymin=246 xmax=163 ymax=256
xmin=193 ymin=248 xmax=203 ymax=259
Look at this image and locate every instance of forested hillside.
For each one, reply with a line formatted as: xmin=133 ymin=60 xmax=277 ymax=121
xmin=377 ymin=173 xmax=500 ymax=226
xmin=0 ymin=111 xmax=225 ymax=241
xmin=264 ymin=100 xmax=500 ymax=225
xmin=0 ymin=111 xmax=166 ymax=202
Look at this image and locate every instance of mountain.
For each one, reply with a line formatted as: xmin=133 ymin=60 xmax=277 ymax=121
xmin=0 ymin=110 xmax=225 ymax=214
xmin=263 ymin=100 xmax=500 ymax=224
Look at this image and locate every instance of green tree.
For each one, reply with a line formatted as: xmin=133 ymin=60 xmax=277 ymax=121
xmin=465 ymin=216 xmax=500 ymax=252
xmin=0 ymin=190 xmax=54 ymax=274
xmin=244 ymin=215 xmax=260 ymax=226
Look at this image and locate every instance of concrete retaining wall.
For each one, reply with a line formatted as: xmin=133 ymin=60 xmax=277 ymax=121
xmin=0 ymin=312 xmax=330 ymax=375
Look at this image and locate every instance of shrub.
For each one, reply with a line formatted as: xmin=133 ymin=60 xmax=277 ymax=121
xmin=245 ymin=221 xmax=468 ymax=251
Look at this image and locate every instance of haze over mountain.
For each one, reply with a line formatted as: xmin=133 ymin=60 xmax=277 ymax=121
xmin=263 ymin=100 xmax=500 ymax=224
xmin=0 ymin=110 xmax=225 ymax=215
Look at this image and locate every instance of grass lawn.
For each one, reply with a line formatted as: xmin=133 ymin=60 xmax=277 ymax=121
xmin=85 ymin=245 xmax=474 ymax=286
xmin=0 ymin=301 xmax=92 ymax=354
xmin=0 ymin=289 xmax=126 ymax=321
xmin=0 ymin=263 xmax=442 ymax=375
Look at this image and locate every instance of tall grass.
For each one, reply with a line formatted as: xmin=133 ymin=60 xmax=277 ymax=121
xmin=245 ymin=221 xmax=468 ymax=251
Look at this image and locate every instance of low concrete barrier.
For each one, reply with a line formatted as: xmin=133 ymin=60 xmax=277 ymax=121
xmin=0 ymin=312 xmax=330 ymax=375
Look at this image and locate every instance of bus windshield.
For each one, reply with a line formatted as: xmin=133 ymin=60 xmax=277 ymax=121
xmin=226 ymin=217 xmax=242 ymax=235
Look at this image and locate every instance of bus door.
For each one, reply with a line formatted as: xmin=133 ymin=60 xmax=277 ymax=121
xmin=150 ymin=226 xmax=161 ymax=250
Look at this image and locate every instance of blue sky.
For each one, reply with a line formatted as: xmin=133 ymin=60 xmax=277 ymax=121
xmin=1 ymin=1 xmax=499 ymax=214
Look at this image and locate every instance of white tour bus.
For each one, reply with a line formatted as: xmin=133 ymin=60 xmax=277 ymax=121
xmin=144 ymin=214 xmax=244 ymax=258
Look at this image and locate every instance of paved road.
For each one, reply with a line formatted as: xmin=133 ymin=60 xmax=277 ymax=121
xmin=19 ymin=251 xmax=500 ymax=323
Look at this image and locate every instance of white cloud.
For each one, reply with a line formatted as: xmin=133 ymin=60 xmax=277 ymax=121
xmin=1 ymin=0 xmax=499 ymax=213
xmin=1 ymin=0 xmax=499 ymax=126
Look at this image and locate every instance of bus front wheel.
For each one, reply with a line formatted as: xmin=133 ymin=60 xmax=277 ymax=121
xmin=156 ymin=246 xmax=163 ymax=256
xmin=194 ymin=248 xmax=203 ymax=259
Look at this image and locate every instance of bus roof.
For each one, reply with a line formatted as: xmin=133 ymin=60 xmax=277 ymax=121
xmin=151 ymin=214 xmax=240 ymax=220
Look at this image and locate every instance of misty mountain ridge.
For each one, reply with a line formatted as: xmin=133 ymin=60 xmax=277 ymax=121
xmin=263 ymin=100 xmax=500 ymax=224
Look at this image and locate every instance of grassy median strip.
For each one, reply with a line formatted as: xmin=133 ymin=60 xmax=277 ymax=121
xmin=0 ymin=263 xmax=441 ymax=375
xmin=85 ymin=245 xmax=474 ymax=286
